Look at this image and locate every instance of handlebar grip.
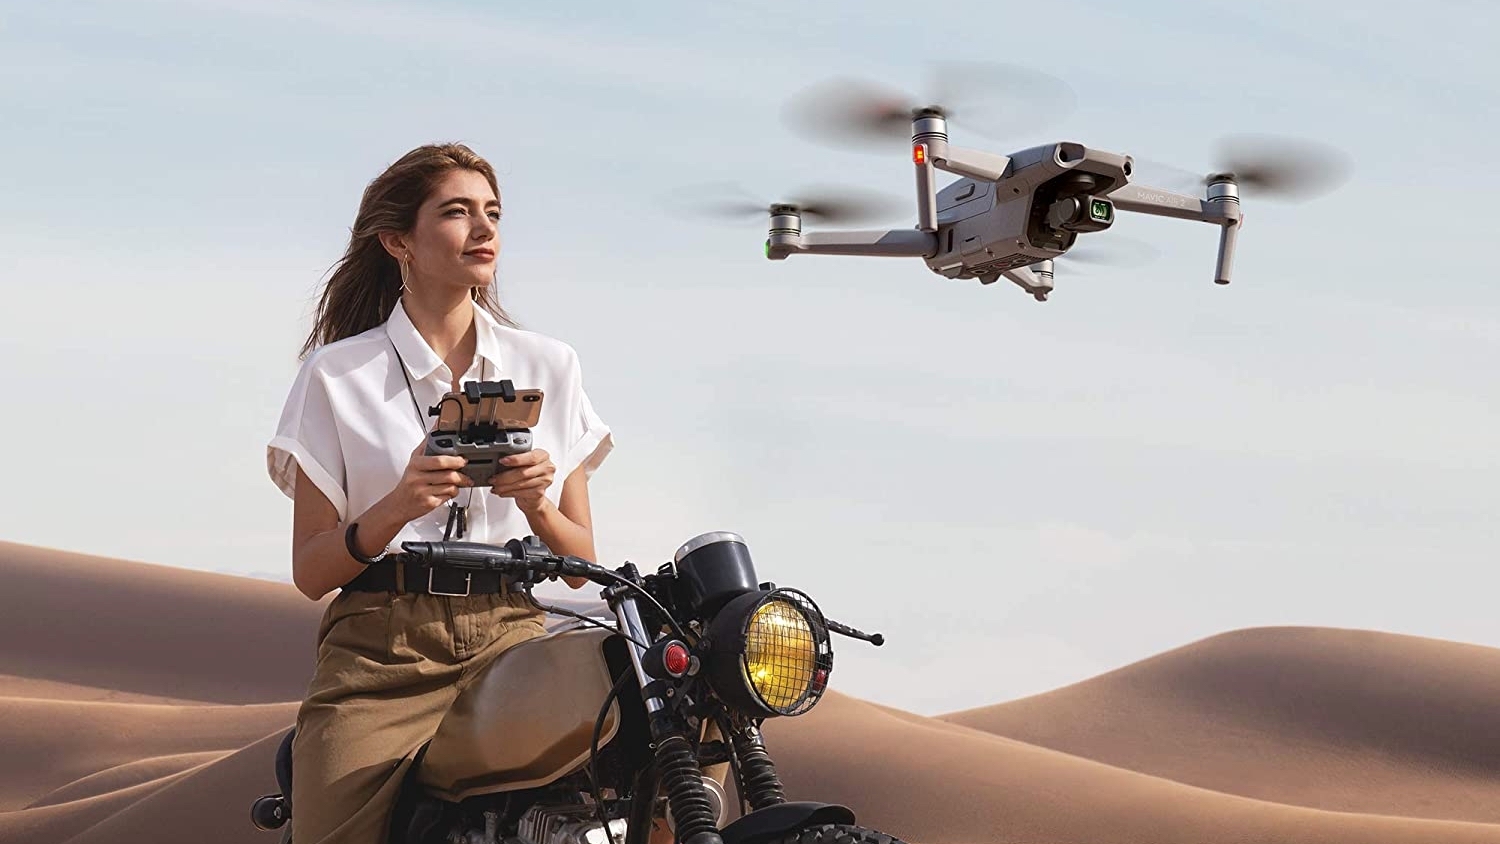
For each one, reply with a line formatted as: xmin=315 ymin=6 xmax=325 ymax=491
xmin=400 ymin=540 xmax=521 ymax=571
xmin=399 ymin=540 xmax=605 ymax=579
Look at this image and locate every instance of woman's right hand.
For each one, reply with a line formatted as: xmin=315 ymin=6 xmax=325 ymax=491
xmin=381 ymin=441 xmax=472 ymax=524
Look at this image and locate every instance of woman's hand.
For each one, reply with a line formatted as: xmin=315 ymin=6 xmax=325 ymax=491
xmin=382 ymin=441 xmax=472 ymax=523
xmin=488 ymin=449 xmax=556 ymax=514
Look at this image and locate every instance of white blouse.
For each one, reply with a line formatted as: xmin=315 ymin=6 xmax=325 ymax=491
xmin=267 ymin=299 xmax=613 ymax=546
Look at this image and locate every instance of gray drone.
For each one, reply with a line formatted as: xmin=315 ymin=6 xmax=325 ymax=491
xmin=707 ymin=66 xmax=1349 ymax=301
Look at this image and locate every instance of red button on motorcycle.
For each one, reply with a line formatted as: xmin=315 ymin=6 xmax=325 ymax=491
xmin=664 ymin=642 xmax=690 ymax=677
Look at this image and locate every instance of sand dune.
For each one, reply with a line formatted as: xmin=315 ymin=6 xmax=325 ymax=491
xmin=0 ymin=541 xmax=317 ymax=705
xmin=0 ymin=695 xmax=294 ymax=812
xmin=938 ymin=626 xmax=1500 ymax=824
xmin=2 ymin=539 xmax=1498 ymax=844
xmin=769 ymin=691 xmax=1500 ymax=844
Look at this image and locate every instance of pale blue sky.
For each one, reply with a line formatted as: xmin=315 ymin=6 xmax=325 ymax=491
xmin=1 ymin=0 xmax=1496 ymax=714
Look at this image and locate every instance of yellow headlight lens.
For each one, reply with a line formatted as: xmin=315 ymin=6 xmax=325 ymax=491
xmin=743 ymin=598 xmax=817 ymax=711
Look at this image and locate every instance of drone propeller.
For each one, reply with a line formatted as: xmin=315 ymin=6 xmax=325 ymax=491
xmin=782 ymin=61 xmax=1077 ymax=151
xmin=1137 ymin=134 xmax=1352 ymax=201
xmin=674 ymin=182 xmax=909 ymax=226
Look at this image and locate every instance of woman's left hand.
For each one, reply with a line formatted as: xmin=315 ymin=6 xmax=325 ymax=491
xmin=488 ymin=449 xmax=556 ymax=514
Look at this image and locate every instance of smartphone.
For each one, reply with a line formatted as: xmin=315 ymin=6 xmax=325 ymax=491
xmin=431 ymin=381 xmax=544 ymax=434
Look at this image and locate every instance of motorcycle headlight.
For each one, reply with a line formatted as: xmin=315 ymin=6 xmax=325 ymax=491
xmin=706 ymin=588 xmax=833 ymax=717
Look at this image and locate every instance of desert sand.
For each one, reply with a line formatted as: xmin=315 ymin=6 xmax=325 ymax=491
xmin=2 ymin=538 xmax=1497 ymax=844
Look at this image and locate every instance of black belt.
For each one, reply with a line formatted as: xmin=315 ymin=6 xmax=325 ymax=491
xmin=343 ymin=561 xmax=513 ymax=597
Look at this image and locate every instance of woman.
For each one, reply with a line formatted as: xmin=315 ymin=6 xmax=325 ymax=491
xmin=267 ymin=143 xmax=613 ymax=843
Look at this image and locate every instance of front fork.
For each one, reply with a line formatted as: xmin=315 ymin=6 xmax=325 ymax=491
xmin=608 ymin=573 xmax=786 ymax=844
xmin=609 ymin=574 xmax=722 ymax=844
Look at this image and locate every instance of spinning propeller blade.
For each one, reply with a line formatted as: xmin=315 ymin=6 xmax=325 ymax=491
xmin=673 ymin=182 xmax=908 ymax=226
xmin=780 ymin=78 xmax=916 ymax=147
xmin=1211 ymin=134 xmax=1352 ymax=198
xmin=782 ymin=62 xmax=1077 ymax=151
xmin=1135 ymin=134 xmax=1351 ymax=201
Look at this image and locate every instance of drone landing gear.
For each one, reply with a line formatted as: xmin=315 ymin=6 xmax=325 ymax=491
xmin=991 ymin=260 xmax=1054 ymax=301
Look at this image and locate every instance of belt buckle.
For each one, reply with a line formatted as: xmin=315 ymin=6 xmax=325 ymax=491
xmin=428 ymin=568 xmax=472 ymax=598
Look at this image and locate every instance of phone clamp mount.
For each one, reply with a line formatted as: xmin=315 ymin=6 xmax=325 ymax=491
xmin=424 ymin=379 xmax=537 ymax=487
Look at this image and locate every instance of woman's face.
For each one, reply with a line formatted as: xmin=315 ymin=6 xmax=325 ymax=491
xmin=404 ymin=168 xmax=500 ymax=294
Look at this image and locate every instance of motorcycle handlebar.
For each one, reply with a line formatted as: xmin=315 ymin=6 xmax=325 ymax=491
xmin=398 ymin=538 xmax=606 ymax=583
xmin=399 ymin=538 xmax=886 ymax=647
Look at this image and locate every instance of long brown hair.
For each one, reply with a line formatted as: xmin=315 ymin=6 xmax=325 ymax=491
xmin=299 ymin=143 xmax=517 ymax=359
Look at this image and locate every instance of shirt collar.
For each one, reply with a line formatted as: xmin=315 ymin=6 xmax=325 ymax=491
xmin=472 ymin=302 xmax=504 ymax=373
xmin=385 ymin=298 xmax=504 ymax=382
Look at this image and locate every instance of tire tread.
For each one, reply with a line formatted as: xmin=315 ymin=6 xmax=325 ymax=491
xmin=777 ymin=823 xmax=906 ymax=844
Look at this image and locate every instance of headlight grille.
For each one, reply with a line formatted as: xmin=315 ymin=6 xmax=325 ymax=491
xmin=741 ymin=589 xmax=833 ymax=716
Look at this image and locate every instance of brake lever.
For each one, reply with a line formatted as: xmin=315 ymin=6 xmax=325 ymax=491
xmin=824 ymin=617 xmax=884 ymax=647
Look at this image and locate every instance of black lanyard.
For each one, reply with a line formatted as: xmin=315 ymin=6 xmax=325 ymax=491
xmin=388 ymin=335 xmax=487 ymax=540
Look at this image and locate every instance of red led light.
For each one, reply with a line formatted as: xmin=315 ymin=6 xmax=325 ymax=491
xmin=912 ymin=144 xmax=927 ymax=165
xmin=664 ymin=642 xmax=690 ymax=677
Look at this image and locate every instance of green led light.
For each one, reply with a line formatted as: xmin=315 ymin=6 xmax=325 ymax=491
xmin=764 ymin=239 xmax=771 ymax=258
xmin=1089 ymin=199 xmax=1113 ymax=222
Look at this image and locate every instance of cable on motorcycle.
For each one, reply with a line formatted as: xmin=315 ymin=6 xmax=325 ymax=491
xmin=520 ymin=556 xmax=690 ymax=644
xmin=520 ymin=588 xmax=650 ymax=649
xmin=594 ymin=568 xmax=692 ymax=643
xmin=589 ymin=669 xmax=635 ymax=844
xmin=713 ymin=708 xmax=751 ymax=819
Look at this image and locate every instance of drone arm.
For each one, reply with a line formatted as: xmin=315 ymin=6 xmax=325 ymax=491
xmin=1108 ymin=183 xmax=1221 ymax=222
xmin=913 ymin=140 xmax=1010 ymax=232
xmin=1110 ymin=182 xmax=1243 ymax=285
xmin=929 ymin=144 xmax=1011 ymax=183
xmin=768 ymin=228 xmax=936 ymax=260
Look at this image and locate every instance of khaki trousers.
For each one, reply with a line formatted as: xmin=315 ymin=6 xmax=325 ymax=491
xmin=290 ymin=587 xmax=548 ymax=844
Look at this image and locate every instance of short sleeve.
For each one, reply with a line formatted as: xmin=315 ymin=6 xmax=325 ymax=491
xmin=556 ymin=347 xmax=613 ymax=483
xmin=266 ymin=353 xmax=350 ymax=520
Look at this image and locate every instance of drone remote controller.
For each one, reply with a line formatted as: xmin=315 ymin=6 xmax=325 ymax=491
xmin=428 ymin=430 xmax=534 ymax=486
xmin=424 ymin=379 xmax=544 ymax=487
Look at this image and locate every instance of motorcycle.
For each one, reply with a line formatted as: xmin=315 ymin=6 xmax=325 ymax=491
xmin=250 ymin=530 xmax=905 ymax=844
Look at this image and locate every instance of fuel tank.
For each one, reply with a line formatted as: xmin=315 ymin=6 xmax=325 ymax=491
xmin=418 ymin=626 xmax=621 ymax=801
